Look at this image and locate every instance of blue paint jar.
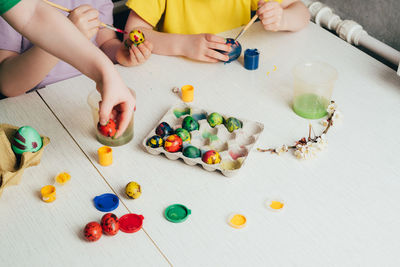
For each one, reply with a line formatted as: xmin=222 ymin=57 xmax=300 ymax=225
xmin=244 ymin=49 xmax=259 ymax=70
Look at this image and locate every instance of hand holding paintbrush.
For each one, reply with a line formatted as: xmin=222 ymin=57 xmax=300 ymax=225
xmin=43 ymin=0 xmax=127 ymax=35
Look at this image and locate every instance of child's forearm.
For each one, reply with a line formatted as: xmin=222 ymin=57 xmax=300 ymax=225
xmin=280 ymin=1 xmax=310 ymax=31
xmin=3 ymin=0 xmax=115 ymax=85
xmin=132 ymin=28 xmax=187 ymax=56
xmin=0 ymin=47 xmax=59 ymax=97
xmin=99 ymin=39 xmax=120 ymax=64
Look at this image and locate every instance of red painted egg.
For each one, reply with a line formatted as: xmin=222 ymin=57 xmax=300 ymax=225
xmin=100 ymin=213 xmax=119 ymax=236
xmin=84 ymin=222 xmax=102 ymax=242
xmin=164 ymin=134 xmax=183 ymax=153
xmin=97 ymin=119 xmax=117 ymax=137
xmin=202 ymin=150 xmax=221 ymax=164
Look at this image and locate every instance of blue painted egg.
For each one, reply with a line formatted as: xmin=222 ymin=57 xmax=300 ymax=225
xmin=155 ymin=122 xmax=173 ymax=137
xmin=225 ymin=38 xmax=242 ymax=63
xmin=146 ymin=135 xmax=163 ymax=148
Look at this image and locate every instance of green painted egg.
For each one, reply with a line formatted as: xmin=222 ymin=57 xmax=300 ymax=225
xmin=182 ymin=116 xmax=199 ymax=132
xmin=224 ymin=117 xmax=242 ymax=133
xmin=11 ymin=126 xmax=43 ymax=155
xmin=207 ymin=112 xmax=223 ymax=128
xmin=183 ymin=146 xmax=201 ymax=158
xmin=175 ymin=128 xmax=191 ymax=142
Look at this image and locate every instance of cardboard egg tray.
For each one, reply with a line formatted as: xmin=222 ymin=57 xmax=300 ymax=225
xmin=0 ymin=124 xmax=50 ymax=196
xmin=142 ymin=104 xmax=264 ymax=177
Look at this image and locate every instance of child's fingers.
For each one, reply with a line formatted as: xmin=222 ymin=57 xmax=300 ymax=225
xmin=98 ymin=99 xmax=113 ymax=126
xmin=205 ymin=34 xmax=226 ymax=44
xmin=115 ymin=103 xmax=134 ymax=138
xmin=87 ymin=19 xmax=101 ymax=29
xmin=262 ymin=16 xmax=280 ymax=26
xmin=137 ymin=43 xmax=152 ymax=59
xmin=257 ymin=1 xmax=279 ymax=15
xmin=131 ymin=46 xmax=145 ymax=63
xmin=83 ymin=8 xmax=99 ymax=21
xmin=207 ymin=42 xmax=231 ymax=52
xmin=72 ymin=5 xmax=93 ymax=15
xmin=206 ymin=49 xmax=229 ymax=62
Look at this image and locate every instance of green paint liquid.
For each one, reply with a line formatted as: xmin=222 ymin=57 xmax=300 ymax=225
xmin=202 ymin=131 xmax=218 ymax=141
xmin=293 ymin=93 xmax=329 ymax=119
xmin=173 ymin=108 xmax=191 ymax=118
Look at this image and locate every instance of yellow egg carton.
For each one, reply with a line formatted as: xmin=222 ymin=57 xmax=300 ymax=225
xmin=142 ymin=104 xmax=264 ymax=177
xmin=0 ymin=124 xmax=50 ymax=196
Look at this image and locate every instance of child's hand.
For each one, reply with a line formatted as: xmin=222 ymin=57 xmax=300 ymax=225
xmin=97 ymin=74 xmax=136 ymax=138
xmin=257 ymin=0 xmax=284 ymax=32
xmin=116 ymin=40 xmax=153 ymax=66
xmin=68 ymin=5 xmax=100 ymax=39
xmin=183 ymin=34 xmax=231 ymax=63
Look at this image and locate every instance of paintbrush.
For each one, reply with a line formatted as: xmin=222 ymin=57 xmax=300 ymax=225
xmin=43 ymin=0 xmax=128 ymax=34
xmin=234 ymin=14 xmax=259 ymax=42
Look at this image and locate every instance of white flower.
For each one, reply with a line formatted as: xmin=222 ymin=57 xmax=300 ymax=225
xmin=327 ymin=103 xmax=337 ymax=114
xmin=294 ymin=143 xmax=317 ymax=160
xmin=294 ymin=149 xmax=304 ymax=159
xmin=321 ymin=119 xmax=329 ymax=127
xmin=275 ymin=144 xmax=288 ymax=155
xmin=315 ymin=134 xmax=327 ymax=150
xmin=332 ymin=110 xmax=342 ymax=123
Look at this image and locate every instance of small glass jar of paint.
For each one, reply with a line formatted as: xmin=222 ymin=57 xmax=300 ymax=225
xmin=87 ymin=90 xmax=135 ymax=146
xmin=292 ymin=62 xmax=337 ymax=119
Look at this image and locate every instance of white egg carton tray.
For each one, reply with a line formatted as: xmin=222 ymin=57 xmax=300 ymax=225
xmin=142 ymin=104 xmax=264 ymax=177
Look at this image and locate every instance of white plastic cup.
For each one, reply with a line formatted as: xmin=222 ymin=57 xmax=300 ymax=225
xmin=87 ymin=90 xmax=135 ymax=146
xmin=292 ymin=62 xmax=338 ymax=119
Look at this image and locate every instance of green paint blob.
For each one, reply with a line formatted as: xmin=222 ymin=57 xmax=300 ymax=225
xmin=173 ymin=108 xmax=191 ymax=118
xmin=202 ymin=131 xmax=219 ymax=141
xmin=293 ymin=93 xmax=329 ymax=119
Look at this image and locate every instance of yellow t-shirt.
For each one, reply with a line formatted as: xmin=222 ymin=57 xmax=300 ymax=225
xmin=125 ymin=0 xmax=262 ymax=34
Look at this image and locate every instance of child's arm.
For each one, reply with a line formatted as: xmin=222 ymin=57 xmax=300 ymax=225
xmin=2 ymin=0 xmax=135 ymax=136
xmin=257 ymin=0 xmax=310 ymax=32
xmin=0 ymin=4 xmax=101 ymax=96
xmin=116 ymin=10 xmax=231 ymax=65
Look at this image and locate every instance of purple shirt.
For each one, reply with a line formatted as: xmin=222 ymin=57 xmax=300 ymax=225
xmin=0 ymin=0 xmax=113 ymax=89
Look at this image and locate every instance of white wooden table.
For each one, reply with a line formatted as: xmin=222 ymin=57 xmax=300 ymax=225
xmin=2 ymin=22 xmax=400 ymax=266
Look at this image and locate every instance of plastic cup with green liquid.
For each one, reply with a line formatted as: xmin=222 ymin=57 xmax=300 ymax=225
xmin=292 ymin=62 xmax=338 ymax=119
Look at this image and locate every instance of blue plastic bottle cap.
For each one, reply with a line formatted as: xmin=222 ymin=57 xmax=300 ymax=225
xmin=94 ymin=193 xmax=119 ymax=212
xmin=244 ymin=49 xmax=259 ymax=70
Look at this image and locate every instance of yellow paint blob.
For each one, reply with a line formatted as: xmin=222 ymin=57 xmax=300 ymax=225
xmin=228 ymin=214 xmax=246 ymax=229
xmin=55 ymin=172 xmax=71 ymax=185
xmin=221 ymin=158 xmax=244 ymax=171
xmin=270 ymin=201 xmax=284 ymax=210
